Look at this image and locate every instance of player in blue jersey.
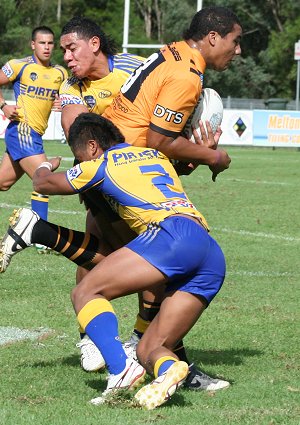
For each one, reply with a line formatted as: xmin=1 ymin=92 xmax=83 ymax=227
xmin=0 ymin=26 xmax=68 ymax=233
xmin=0 ymin=113 xmax=227 ymax=408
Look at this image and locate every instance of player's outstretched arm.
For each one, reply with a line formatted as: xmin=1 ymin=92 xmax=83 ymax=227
xmin=32 ymin=158 xmax=75 ymax=196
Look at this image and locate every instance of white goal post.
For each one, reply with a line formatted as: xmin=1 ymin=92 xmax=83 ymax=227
xmin=122 ymin=0 xmax=202 ymax=53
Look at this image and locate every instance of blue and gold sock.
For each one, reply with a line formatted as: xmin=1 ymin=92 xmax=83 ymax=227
xmin=154 ymin=356 xmax=178 ymax=378
xmin=132 ymin=314 xmax=150 ymax=339
xmin=31 ymin=191 xmax=49 ymax=221
xmin=77 ymin=298 xmax=126 ymax=375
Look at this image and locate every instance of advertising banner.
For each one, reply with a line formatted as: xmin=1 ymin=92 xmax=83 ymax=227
xmin=219 ymin=109 xmax=253 ymax=145
xmin=253 ymin=110 xmax=300 ymax=147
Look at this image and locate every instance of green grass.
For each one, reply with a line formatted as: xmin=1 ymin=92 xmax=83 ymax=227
xmin=0 ymin=142 xmax=299 ymax=424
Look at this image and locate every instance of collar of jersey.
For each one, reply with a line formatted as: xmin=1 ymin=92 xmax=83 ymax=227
xmin=107 ymin=142 xmax=131 ymax=152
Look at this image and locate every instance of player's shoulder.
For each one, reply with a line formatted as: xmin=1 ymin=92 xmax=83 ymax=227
xmin=7 ymin=56 xmax=34 ymax=66
xmin=53 ymin=64 xmax=68 ymax=74
xmin=60 ymin=75 xmax=81 ymax=90
xmin=2 ymin=56 xmax=33 ymax=79
xmin=112 ymin=53 xmax=144 ymax=71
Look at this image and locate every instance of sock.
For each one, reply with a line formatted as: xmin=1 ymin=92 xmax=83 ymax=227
xmin=154 ymin=356 xmax=178 ymax=378
xmin=77 ymin=298 xmax=126 ymax=375
xmin=174 ymin=340 xmax=190 ymax=364
xmin=133 ymin=314 xmax=150 ymax=338
xmin=133 ymin=300 xmax=161 ymax=337
xmin=141 ymin=299 xmax=161 ymax=321
xmin=31 ymin=192 xmax=49 ymax=221
xmin=79 ymin=326 xmax=85 ymax=340
xmin=31 ymin=219 xmax=98 ymax=267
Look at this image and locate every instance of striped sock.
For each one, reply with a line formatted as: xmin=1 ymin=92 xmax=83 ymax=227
xmin=31 ymin=191 xmax=49 ymax=221
xmin=154 ymin=356 xmax=178 ymax=377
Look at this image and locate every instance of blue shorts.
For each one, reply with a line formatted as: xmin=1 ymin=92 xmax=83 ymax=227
xmin=126 ymin=215 xmax=226 ymax=304
xmin=5 ymin=121 xmax=44 ymax=161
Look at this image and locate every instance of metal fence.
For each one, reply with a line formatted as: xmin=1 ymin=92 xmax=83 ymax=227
xmin=2 ymin=89 xmax=297 ymax=111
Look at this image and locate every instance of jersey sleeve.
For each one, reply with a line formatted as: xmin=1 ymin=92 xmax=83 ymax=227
xmin=65 ymin=160 xmax=105 ymax=192
xmin=149 ymin=71 xmax=201 ymax=138
xmin=59 ymin=77 xmax=84 ymax=108
xmin=1 ymin=59 xmax=25 ymax=82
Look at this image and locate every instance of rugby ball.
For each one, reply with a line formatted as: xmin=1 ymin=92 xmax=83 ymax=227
xmin=184 ymin=88 xmax=223 ymax=142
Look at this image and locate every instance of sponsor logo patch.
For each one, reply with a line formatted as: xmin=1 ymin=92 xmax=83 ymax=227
xmin=84 ymin=95 xmax=96 ymax=108
xmin=60 ymin=94 xmax=83 ymax=107
xmin=98 ymin=89 xmax=112 ymax=99
xmin=153 ymin=104 xmax=184 ymax=124
xmin=2 ymin=63 xmax=13 ymax=78
xmin=67 ymin=164 xmax=82 ymax=180
xmin=30 ymin=72 xmax=38 ymax=81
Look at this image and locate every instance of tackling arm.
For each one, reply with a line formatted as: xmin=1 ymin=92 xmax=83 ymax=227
xmin=32 ymin=157 xmax=76 ymax=195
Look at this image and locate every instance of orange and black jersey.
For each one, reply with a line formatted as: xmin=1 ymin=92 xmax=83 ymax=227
xmin=103 ymin=41 xmax=206 ymax=147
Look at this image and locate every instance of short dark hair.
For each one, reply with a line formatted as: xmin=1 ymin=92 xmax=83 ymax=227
xmin=183 ymin=6 xmax=242 ymax=41
xmin=61 ymin=17 xmax=117 ymax=56
xmin=32 ymin=26 xmax=54 ymax=41
xmin=68 ymin=113 xmax=125 ymax=153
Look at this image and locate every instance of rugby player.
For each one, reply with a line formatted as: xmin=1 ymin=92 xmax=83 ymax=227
xmin=1 ymin=113 xmax=228 ymax=409
xmin=0 ymin=26 xmax=68 ymax=229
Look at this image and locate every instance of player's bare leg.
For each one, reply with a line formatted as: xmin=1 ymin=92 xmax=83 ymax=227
xmin=133 ymin=291 xmax=205 ymax=409
xmin=0 ymin=152 xmax=24 ymax=190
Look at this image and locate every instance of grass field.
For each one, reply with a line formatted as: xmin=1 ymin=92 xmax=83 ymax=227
xmin=0 ymin=142 xmax=299 ymax=424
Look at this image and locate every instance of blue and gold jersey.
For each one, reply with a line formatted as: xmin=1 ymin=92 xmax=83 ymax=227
xmin=2 ymin=55 xmax=68 ymax=135
xmin=60 ymin=53 xmax=144 ymax=115
xmin=66 ymin=143 xmax=208 ymax=234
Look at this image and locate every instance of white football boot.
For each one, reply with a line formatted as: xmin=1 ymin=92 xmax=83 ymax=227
xmin=184 ymin=363 xmax=230 ymax=391
xmin=122 ymin=332 xmax=140 ymax=361
xmin=0 ymin=208 xmax=39 ymax=272
xmin=76 ymin=335 xmax=106 ymax=372
xmin=90 ymin=358 xmax=146 ymax=405
xmin=135 ymin=361 xmax=189 ymax=410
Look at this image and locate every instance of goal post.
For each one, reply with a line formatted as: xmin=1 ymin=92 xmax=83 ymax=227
xmin=122 ymin=0 xmax=202 ymax=53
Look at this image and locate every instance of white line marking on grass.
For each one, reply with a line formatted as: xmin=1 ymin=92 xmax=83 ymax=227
xmin=0 ymin=203 xmax=85 ymax=215
xmin=212 ymin=227 xmax=300 ymax=242
xmin=227 ymin=270 xmax=297 ymax=278
xmin=224 ymin=177 xmax=294 ymax=186
xmin=0 ymin=326 xmax=51 ymax=346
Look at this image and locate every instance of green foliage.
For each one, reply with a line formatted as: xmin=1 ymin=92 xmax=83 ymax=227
xmin=205 ymin=56 xmax=275 ymax=98
xmin=160 ymin=0 xmax=195 ymax=43
xmin=264 ymin=16 xmax=300 ymax=97
xmin=0 ymin=0 xmax=300 ymax=98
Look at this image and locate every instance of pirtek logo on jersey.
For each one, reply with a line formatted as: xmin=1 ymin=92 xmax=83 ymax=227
xmin=25 ymin=86 xmax=58 ymax=99
xmin=153 ymin=104 xmax=184 ymax=124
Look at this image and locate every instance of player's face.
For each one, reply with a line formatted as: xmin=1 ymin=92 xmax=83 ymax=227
xmin=210 ymin=23 xmax=242 ymax=71
xmin=60 ymin=32 xmax=99 ymax=79
xmin=72 ymin=140 xmax=103 ymax=162
xmin=31 ymin=33 xmax=54 ymax=66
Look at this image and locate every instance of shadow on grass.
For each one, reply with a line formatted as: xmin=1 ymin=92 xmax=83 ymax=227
xmin=29 ymin=347 xmax=263 ymax=371
xmin=185 ymin=347 xmax=263 ymax=367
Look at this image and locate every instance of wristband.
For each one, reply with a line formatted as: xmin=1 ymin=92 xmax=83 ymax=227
xmin=0 ymin=101 xmax=7 ymax=110
xmin=37 ymin=161 xmax=53 ymax=171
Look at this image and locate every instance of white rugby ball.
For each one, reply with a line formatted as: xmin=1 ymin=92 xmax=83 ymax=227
xmin=184 ymin=88 xmax=223 ymax=142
